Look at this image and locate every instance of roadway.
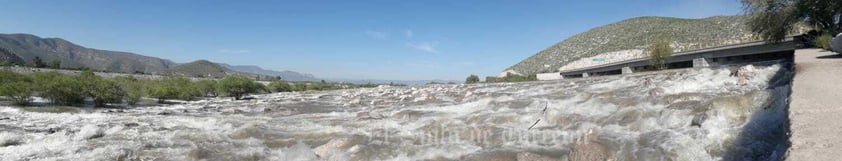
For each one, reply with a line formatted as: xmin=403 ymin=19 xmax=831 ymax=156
xmin=787 ymin=49 xmax=842 ymax=160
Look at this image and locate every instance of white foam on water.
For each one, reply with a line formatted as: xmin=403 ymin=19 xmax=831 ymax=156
xmin=269 ymin=142 xmax=319 ymax=161
xmin=0 ymin=64 xmax=792 ymax=160
xmin=74 ymin=124 xmax=104 ymax=141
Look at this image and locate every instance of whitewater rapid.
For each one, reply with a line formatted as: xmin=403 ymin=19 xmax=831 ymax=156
xmin=0 ymin=64 xmax=792 ymax=161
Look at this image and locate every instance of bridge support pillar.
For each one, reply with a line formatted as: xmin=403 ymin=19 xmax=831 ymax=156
xmin=622 ymin=67 xmax=633 ymax=74
xmin=693 ymin=58 xmax=710 ymax=68
xmin=582 ymin=73 xmax=589 ymax=78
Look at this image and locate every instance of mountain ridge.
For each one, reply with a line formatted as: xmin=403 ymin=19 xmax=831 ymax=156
xmin=215 ymin=63 xmax=318 ymax=81
xmin=506 ymin=15 xmax=758 ymax=75
xmin=0 ymin=33 xmax=316 ymax=80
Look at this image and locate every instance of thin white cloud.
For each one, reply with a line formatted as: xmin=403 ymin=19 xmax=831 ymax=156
xmin=365 ymin=30 xmax=388 ymax=39
xmin=405 ymin=29 xmax=414 ymax=38
xmin=218 ymin=49 xmax=251 ymax=54
xmin=407 ymin=41 xmax=438 ymax=54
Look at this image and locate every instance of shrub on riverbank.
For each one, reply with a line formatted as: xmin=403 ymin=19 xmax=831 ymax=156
xmin=218 ymin=75 xmax=262 ymax=100
xmin=0 ymin=70 xmax=382 ymax=107
xmin=465 ymin=75 xmax=480 ymax=84
xmin=146 ymin=77 xmax=200 ymax=103
xmin=268 ymin=80 xmax=293 ymax=92
xmin=817 ymin=33 xmax=832 ymax=50
xmin=113 ymin=76 xmax=145 ymax=105
xmin=80 ymin=71 xmax=126 ymax=107
xmin=485 ymin=73 xmax=538 ymax=83
xmin=37 ymin=72 xmax=86 ymax=106
xmin=0 ymin=71 xmax=33 ymax=105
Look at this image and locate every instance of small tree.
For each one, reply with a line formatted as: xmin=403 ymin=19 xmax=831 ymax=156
xmin=648 ymin=35 xmax=673 ymax=70
xmin=31 ymin=56 xmax=46 ymax=68
xmin=0 ymin=71 xmax=33 ymax=105
xmin=290 ymin=83 xmax=307 ymax=91
xmin=146 ymin=78 xmax=180 ymax=103
xmin=741 ymin=0 xmax=842 ymax=42
xmin=88 ymin=79 xmax=126 ymax=107
xmin=36 ymin=73 xmax=86 ymax=105
xmin=268 ymin=80 xmax=293 ymax=92
xmin=465 ymin=75 xmax=480 ymax=84
xmin=195 ymin=79 xmax=218 ymax=97
xmin=49 ymin=60 xmax=61 ymax=69
xmin=0 ymin=82 xmax=33 ymax=105
xmin=218 ymin=75 xmax=261 ymax=100
xmin=76 ymin=71 xmax=125 ymax=107
xmin=113 ymin=76 xmax=145 ymax=105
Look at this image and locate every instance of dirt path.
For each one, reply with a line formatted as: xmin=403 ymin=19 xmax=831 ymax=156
xmin=787 ymin=49 xmax=842 ymax=160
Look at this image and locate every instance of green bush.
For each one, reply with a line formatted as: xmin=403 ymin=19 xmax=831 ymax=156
xmin=217 ymin=75 xmax=261 ymax=100
xmin=268 ymin=80 xmax=293 ymax=92
xmin=88 ymin=78 xmax=126 ymax=107
xmin=49 ymin=60 xmax=61 ymax=69
xmin=485 ymin=76 xmax=499 ymax=83
xmin=78 ymin=71 xmax=126 ymax=107
xmin=465 ymin=75 xmax=480 ymax=84
xmin=648 ymin=34 xmax=673 ymax=70
xmin=817 ymin=33 xmax=833 ymax=50
xmin=0 ymin=82 xmax=34 ymax=105
xmin=195 ymin=79 xmax=218 ymax=97
xmin=0 ymin=71 xmax=33 ymax=105
xmin=113 ymin=76 xmax=145 ymax=105
xmin=146 ymin=77 xmax=198 ymax=103
xmin=36 ymin=72 xmax=86 ymax=105
xmin=31 ymin=56 xmax=46 ymax=68
xmin=290 ymin=83 xmax=307 ymax=91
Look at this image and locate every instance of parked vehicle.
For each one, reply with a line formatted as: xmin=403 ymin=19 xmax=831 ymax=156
xmin=832 ymin=33 xmax=842 ymax=53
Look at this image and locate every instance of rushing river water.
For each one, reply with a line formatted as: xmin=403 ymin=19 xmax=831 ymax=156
xmin=0 ymin=64 xmax=792 ymax=161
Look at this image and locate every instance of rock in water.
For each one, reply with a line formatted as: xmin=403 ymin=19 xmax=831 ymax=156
xmin=75 ymin=125 xmax=104 ymax=140
xmin=0 ymin=132 xmax=23 ymax=147
xmin=516 ymin=152 xmax=564 ymax=161
xmin=569 ymin=129 xmax=613 ymax=161
xmin=691 ymin=113 xmax=707 ymax=127
xmin=737 ymin=65 xmax=756 ymax=85
xmin=313 ymin=137 xmax=362 ymax=159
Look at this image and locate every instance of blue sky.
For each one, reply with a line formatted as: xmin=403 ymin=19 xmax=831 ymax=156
xmin=0 ymin=0 xmax=743 ymax=81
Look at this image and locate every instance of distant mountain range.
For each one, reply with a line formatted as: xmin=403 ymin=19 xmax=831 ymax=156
xmin=0 ymin=33 xmax=457 ymax=84
xmin=0 ymin=33 xmax=318 ymax=80
xmin=506 ymin=15 xmax=760 ymax=75
xmin=326 ymin=78 xmax=459 ymax=86
xmin=0 ymin=33 xmax=176 ymax=74
xmin=216 ymin=63 xmax=317 ymax=81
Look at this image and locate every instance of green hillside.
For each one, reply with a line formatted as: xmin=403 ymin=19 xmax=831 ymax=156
xmin=507 ymin=15 xmax=757 ymax=75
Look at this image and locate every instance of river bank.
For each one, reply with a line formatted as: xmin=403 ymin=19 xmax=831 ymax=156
xmin=787 ymin=49 xmax=842 ymax=160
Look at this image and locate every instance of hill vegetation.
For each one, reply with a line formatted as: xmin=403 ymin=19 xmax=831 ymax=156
xmin=168 ymin=60 xmax=232 ymax=78
xmin=507 ymin=15 xmax=758 ymax=75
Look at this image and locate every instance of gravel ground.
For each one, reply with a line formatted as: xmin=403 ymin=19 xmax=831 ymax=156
xmin=787 ymin=49 xmax=842 ymax=160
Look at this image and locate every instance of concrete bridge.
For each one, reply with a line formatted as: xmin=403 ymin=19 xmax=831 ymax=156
xmin=550 ymin=37 xmax=801 ymax=79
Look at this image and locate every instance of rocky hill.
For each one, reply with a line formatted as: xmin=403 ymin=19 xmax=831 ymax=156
xmin=169 ymin=60 xmax=232 ymax=78
xmin=0 ymin=47 xmax=24 ymax=65
xmin=506 ymin=15 xmax=757 ymax=75
xmin=0 ymin=33 xmax=177 ymax=74
xmin=0 ymin=33 xmax=318 ymax=80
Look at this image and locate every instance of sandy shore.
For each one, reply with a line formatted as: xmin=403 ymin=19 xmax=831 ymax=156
xmin=787 ymin=49 xmax=842 ymax=160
